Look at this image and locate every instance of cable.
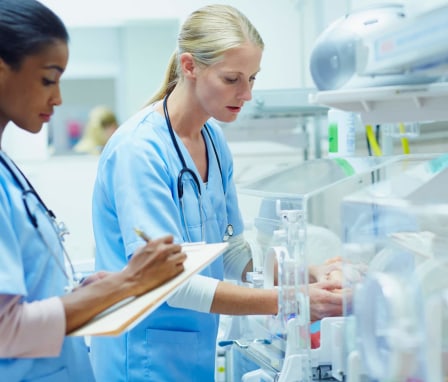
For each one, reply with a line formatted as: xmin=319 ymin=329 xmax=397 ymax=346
xmin=398 ymin=123 xmax=410 ymax=154
xmin=365 ymin=125 xmax=383 ymax=156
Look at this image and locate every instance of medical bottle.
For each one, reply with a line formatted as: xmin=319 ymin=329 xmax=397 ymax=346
xmin=327 ymin=108 xmax=358 ymax=157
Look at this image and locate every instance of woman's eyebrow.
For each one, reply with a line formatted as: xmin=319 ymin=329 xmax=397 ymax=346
xmin=43 ymin=64 xmax=64 ymax=73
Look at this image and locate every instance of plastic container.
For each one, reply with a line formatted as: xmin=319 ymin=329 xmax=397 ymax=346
xmin=327 ymin=109 xmax=359 ymax=157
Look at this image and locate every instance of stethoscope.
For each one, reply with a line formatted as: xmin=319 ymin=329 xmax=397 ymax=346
xmin=163 ymin=94 xmax=233 ymax=242
xmin=0 ymin=152 xmax=82 ymax=293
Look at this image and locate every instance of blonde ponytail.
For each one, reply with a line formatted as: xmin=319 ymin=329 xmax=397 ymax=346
xmin=144 ymin=50 xmax=179 ymax=107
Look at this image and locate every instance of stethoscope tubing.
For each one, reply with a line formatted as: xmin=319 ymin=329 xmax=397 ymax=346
xmin=0 ymin=154 xmax=56 ymax=224
xmin=0 ymin=152 xmax=80 ymax=292
xmin=163 ymin=94 xmax=222 ymax=196
xmin=163 ymin=94 xmax=231 ymax=242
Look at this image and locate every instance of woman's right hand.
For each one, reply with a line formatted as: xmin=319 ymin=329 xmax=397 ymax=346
xmin=308 ymin=280 xmax=346 ymax=321
xmin=62 ymin=235 xmax=186 ymax=334
xmin=124 ymin=235 xmax=187 ymax=296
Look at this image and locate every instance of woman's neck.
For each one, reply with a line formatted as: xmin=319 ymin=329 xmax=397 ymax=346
xmin=165 ymin=87 xmax=208 ymax=140
xmin=0 ymin=125 xmax=4 ymax=150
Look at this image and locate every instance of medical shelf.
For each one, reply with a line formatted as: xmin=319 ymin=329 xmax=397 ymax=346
xmin=309 ymin=81 xmax=448 ymax=124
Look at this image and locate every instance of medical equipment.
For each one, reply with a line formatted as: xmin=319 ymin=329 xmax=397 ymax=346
xmin=309 ymin=4 xmax=436 ymax=91
xmin=222 ymin=155 xmax=407 ymax=381
xmin=308 ymin=5 xmax=448 ymax=126
xmin=307 ymin=3 xmax=448 ymax=379
xmin=163 ymin=94 xmax=233 ymax=242
xmin=340 ymin=153 xmax=448 ymax=382
xmin=261 ymin=207 xmax=312 ymax=382
xmin=219 ymin=152 xmax=448 ymax=381
xmin=0 ymin=152 xmax=82 ymax=293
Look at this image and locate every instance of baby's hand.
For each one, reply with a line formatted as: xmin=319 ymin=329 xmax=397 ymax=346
xmin=309 ymin=256 xmax=367 ymax=285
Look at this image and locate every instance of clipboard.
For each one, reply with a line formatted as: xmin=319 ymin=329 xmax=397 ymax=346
xmin=69 ymin=242 xmax=228 ymax=337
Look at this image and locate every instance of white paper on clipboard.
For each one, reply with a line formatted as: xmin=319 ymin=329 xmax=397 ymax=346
xmin=69 ymin=242 xmax=228 ymax=337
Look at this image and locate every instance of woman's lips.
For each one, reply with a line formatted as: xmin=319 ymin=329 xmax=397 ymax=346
xmin=39 ymin=113 xmax=52 ymax=122
xmin=227 ymin=106 xmax=241 ymax=113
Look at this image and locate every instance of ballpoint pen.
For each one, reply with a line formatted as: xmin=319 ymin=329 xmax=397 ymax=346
xmin=134 ymin=227 xmax=206 ymax=247
xmin=134 ymin=227 xmax=151 ymax=242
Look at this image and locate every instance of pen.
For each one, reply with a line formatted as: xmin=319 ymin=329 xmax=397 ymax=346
xmin=134 ymin=227 xmax=151 ymax=242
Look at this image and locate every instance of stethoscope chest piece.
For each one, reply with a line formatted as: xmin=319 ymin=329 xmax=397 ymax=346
xmin=223 ymin=224 xmax=234 ymax=241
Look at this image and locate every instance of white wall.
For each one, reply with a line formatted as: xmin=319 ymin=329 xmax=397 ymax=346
xmin=40 ymin=0 xmax=351 ymax=91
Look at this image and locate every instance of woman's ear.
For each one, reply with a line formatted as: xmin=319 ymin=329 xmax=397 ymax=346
xmin=0 ymin=58 xmax=12 ymax=84
xmin=0 ymin=58 xmax=7 ymax=79
xmin=179 ymin=53 xmax=197 ymax=79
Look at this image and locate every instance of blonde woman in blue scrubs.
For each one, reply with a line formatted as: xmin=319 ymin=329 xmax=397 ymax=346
xmin=0 ymin=1 xmax=186 ymax=380
xmin=91 ymin=4 xmax=344 ymax=381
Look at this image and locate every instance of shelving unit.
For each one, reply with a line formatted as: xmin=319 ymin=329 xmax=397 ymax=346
xmin=223 ymin=88 xmax=329 ymax=159
xmin=309 ymin=81 xmax=448 ymax=124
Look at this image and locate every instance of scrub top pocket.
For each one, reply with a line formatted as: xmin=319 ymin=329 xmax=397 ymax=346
xmin=23 ymin=367 xmax=69 ymax=382
xmin=145 ymin=328 xmax=199 ymax=381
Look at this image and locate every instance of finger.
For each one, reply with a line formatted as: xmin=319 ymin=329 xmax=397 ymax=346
xmin=320 ymin=280 xmax=344 ymax=290
xmin=168 ymin=250 xmax=187 ymax=259
xmin=80 ymin=271 xmax=111 ymax=286
xmin=141 ymin=242 xmax=179 ymax=262
xmin=324 ymin=256 xmax=342 ymax=264
xmin=157 ymin=235 xmax=175 ymax=244
xmin=167 ymin=251 xmax=187 ymax=268
xmin=139 ymin=235 xmax=174 ymax=252
xmin=312 ymin=288 xmax=345 ymax=304
xmin=154 ymin=239 xmax=182 ymax=253
xmin=96 ymin=271 xmax=111 ymax=279
xmin=157 ymin=244 xmax=183 ymax=262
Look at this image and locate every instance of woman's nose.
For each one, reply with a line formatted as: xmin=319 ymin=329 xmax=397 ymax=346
xmin=239 ymin=82 xmax=253 ymax=101
xmin=50 ymin=86 xmax=63 ymax=106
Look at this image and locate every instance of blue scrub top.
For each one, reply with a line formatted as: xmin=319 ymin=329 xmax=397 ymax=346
xmin=90 ymin=105 xmax=244 ymax=381
xmin=0 ymin=153 xmax=95 ymax=381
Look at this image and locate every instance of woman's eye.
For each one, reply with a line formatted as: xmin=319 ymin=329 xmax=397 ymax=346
xmin=225 ymin=77 xmax=238 ymax=84
xmin=42 ymin=78 xmax=56 ymax=86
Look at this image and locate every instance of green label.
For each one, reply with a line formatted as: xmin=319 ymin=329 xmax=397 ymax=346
xmin=328 ymin=123 xmax=338 ymax=153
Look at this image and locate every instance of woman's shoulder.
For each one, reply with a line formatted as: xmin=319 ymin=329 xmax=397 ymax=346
xmin=98 ymin=103 xmax=185 ymax=175
xmin=106 ymin=106 xmax=166 ymax=149
xmin=121 ymin=105 xmax=163 ymax=134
